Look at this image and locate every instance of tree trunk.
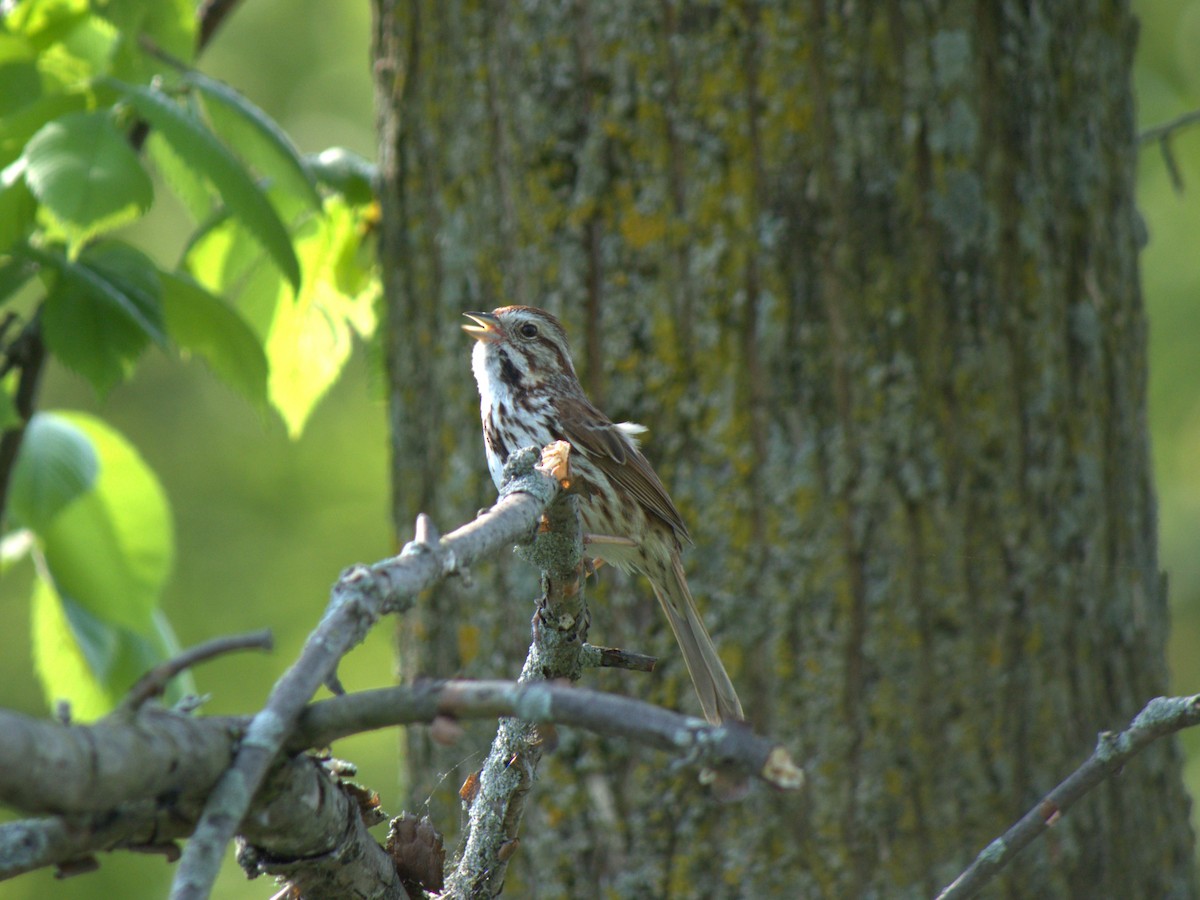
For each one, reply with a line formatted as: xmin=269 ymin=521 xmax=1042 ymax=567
xmin=371 ymin=1 xmax=1197 ymax=895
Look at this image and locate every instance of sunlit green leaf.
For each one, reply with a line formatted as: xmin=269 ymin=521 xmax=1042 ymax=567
xmin=268 ymin=197 xmax=379 ymax=437
xmin=160 ymin=269 xmax=269 ymax=406
xmin=183 ymin=214 xmax=279 ymax=333
xmin=111 ymin=79 xmax=302 ymax=292
xmin=7 ymin=412 xmax=99 ymax=531
xmin=5 ymin=0 xmax=90 ymax=44
xmin=31 ymin=577 xmax=182 ymax=721
xmin=24 ymin=411 xmax=179 ymax=720
xmin=181 ymin=197 xmax=378 ymax=436
xmin=32 ymin=11 xmax=118 ymax=90
xmin=35 ymin=411 xmax=173 ymax=634
xmin=21 ymin=110 xmax=153 ymax=243
xmin=32 ymin=576 xmax=116 ymax=720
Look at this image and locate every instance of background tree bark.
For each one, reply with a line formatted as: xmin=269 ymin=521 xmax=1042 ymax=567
xmin=371 ymin=1 xmax=1197 ymax=895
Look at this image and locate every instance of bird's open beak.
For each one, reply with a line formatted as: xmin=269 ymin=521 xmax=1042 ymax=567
xmin=462 ymin=311 xmax=501 ymax=342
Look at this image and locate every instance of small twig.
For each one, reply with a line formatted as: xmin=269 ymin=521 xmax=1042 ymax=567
xmin=1160 ymin=138 xmax=1185 ymax=194
xmin=295 ymin=680 xmax=801 ymax=788
xmin=121 ymin=630 xmax=274 ymax=713
xmin=936 ymin=694 xmax=1200 ymax=900
xmin=1139 ymin=109 xmax=1200 ymax=194
xmin=1138 ymin=108 xmax=1200 ymax=145
xmin=196 ymin=0 xmax=247 ymax=52
xmin=581 ymin=643 xmax=657 ymax=672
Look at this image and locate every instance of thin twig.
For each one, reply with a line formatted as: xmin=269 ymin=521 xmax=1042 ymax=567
xmin=1138 ymin=108 xmax=1200 ymax=145
xmin=120 ymin=630 xmax=274 ymax=713
xmin=581 ymin=643 xmax=657 ymax=672
xmin=196 ymin=0 xmax=246 ymax=52
xmin=1139 ymin=109 xmax=1200 ymax=194
xmin=936 ymin=694 xmax=1200 ymax=900
xmin=294 ymin=680 xmax=801 ymax=787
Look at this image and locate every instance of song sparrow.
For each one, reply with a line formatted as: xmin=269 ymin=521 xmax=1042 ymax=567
xmin=463 ymin=306 xmax=744 ymax=724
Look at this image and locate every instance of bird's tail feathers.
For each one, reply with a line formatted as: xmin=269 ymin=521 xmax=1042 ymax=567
xmin=651 ymin=556 xmax=744 ymax=725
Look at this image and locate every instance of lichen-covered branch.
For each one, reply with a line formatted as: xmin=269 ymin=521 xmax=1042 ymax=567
xmin=936 ymin=695 xmax=1200 ymax=900
xmin=168 ymin=450 xmax=564 ymax=900
xmin=0 ymin=677 xmax=798 ymax=824
xmin=1 ymin=748 xmax=407 ymax=899
xmin=445 ymin=443 xmax=588 ymax=898
xmin=2 ymin=443 xmax=798 ymax=896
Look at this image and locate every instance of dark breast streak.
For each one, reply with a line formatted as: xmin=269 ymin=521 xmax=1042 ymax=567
xmin=498 ymin=350 xmax=523 ymax=390
xmin=483 ymin=410 xmax=509 ymax=463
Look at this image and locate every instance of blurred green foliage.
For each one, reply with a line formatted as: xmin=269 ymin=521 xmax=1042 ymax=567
xmin=0 ymin=1 xmax=1198 ymax=898
xmin=2 ymin=0 xmax=381 ymax=747
xmin=1138 ymin=0 xmax=1200 ymax=838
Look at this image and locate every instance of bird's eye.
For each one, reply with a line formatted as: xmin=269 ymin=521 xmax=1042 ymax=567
xmin=518 ymin=323 xmax=538 ymax=338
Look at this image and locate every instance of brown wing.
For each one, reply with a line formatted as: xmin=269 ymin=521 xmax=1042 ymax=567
xmin=551 ymin=394 xmax=691 ymax=545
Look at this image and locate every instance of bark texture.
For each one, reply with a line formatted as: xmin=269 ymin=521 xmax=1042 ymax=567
xmin=371 ymin=1 xmax=1197 ymax=895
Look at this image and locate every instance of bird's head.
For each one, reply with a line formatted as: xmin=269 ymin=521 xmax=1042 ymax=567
xmin=462 ymin=306 xmax=579 ymax=391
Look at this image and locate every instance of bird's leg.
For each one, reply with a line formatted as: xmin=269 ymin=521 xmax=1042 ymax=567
xmin=584 ymin=533 xmax=638 ymax=549
xmin=582 ymin=533 xmax=637 ymax=574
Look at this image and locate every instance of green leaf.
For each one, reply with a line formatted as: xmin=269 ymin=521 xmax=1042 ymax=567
xmin=30 ymin=12 xmax=119 ymax=90
xmin=95 ymin=0 xmax=195 ymax=55
xmin=183 ymin=214 xmax=277 ymax=329
xmin=0 ymin=256 xmax=38 ymax=307
xmin=31 ymin=577 xmax=182 ymax=721
xmin=145 ymin=129 xmax=213 ymax=223
xmin=267 ymin=197 xmax=378 ymax=437
xmin=0 ymin=59 xmax=43 ymax=117
xmin=21 ymin=109 xmax=153 ymax=243
xmin=7 ymin=0 xmax=90 ymax=49
xmin=160 ymin=269 xmax=269 ymax=406
xmin=0 ymin=160 xmax=37 ymax=254
xmin=187 ymin=69 xmax=322 ymax=212
xmin=111 ymin=79 xmax=302 ymax=292
xmin=59 ymin=589 xmax=122 ymax=681
xmin=35 ymin=411 xmax=173 ymax=634
xmin=183 ymin=197 xmax=378 ymax=436
xmin=32 ymin=576 xmax=118 ymax=720
xmin=21 ymin=411 xmax=175 ymax=720
xmin=0 ymin=380 xmax=20 ymax=431
xmin=7 ymin=412 xmax=99 ymax=531
xmin=0 ymin=90 xmax=90 ymax=170
xmin=96 ymin=0 xmax=196 ymax=84
xmin=33 ymin=242 xmax=167 ymax=392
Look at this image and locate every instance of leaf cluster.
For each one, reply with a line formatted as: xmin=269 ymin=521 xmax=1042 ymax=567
xmin=0 ymin=0 xmax=380 ymax=719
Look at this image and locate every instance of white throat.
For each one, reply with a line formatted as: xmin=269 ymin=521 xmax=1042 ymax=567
xmin=471 ymin=340 xmax=515 ymax=415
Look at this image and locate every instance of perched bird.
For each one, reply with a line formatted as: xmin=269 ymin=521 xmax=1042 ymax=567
xmin=463 ymin=305 xmax=743 ymax=724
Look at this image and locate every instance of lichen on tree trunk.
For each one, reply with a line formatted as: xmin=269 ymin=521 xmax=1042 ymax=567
xmin=370 ymin=0 xmax=1197 ymax=895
